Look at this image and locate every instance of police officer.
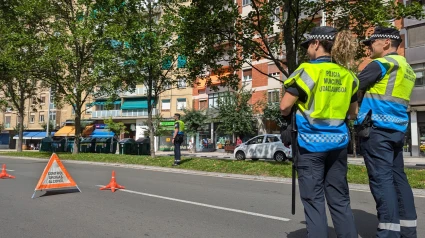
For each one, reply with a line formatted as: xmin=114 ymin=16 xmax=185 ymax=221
xmin=358 ymin=26 xmax=417 ymax=238
xmin=172 ymin=113 xmax=185 ymax=166
xmin=280 ymin=26 xmax=358 ymax=238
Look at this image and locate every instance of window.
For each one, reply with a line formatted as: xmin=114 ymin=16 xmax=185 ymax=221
xmin=86 ymin=103 xmax=93 ymax=114
xmin=40 ymin=95 xmax=46 ymax=104
xmin=177 ymin=98 xmax=187 ymax=110
xmin=30 ymin=114 xmax=35 ymax=124
xmin=243 ymin=69 xmax=252 ymax=81
xmin=208 ymin=92 xmax=227 ymax=108
xmin=39 ymin=112 xmax=45 ymax=123
xmin=162 ymin=99 xmax=171 ymax=110
xmin=5 ymin=116 xmax=11 ymax=128
xmin=32 ymin=97 xmax=37 ymax=105
xmin=178 ymin=78 xmax=187 ymax=88
xmin=50 ymin=111 xmax=56 ymax=122
xmin=412 ymin=63 xmax=425 ymax=87
xmin=199 ymin=100 xmax=207 ymax=110
xmin=247 ymin=136 xmax=264 ymax=145
xmin=50 ymin=95 xmax=56 ymax=109
xmin=269 ymin=72 xmax=280 ymax=78
xmin=268 ymin=90 xmax=280 ymax=103
xmin=408 ymin=24 xmax=425 ymax=47
xmin=271 ymin=7 xmax=280 ymax=22
xmin=265 ymin=135 xmax=280 ymax=143
xmin=97 ymin=104 xmax=121 ymax=111
xmin=242 ymin=0 xmax=251 ymax=6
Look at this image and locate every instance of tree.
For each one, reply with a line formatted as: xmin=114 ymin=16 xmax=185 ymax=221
xmin=95 ymin=0 xmax=187 ymax=157
xmin=36 ymin=0 xmax=119 ymax=154
xmin=213 ymin=88 xmax=258 ymax=139
xmin=104 ymin=117 xmax=128 ymax=153
xmin=177 ymin=0 xmax=425 ymax=81
xmin=182 ymin=108 xmax=208 ymax=136
xmin=0 ymin=0 xmax=49 ymax=151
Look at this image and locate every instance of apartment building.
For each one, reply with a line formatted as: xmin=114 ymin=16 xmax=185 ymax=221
xmin=402 ymin=0 xmax=425 ymax=156
xmin=0 ymin=88 xmax=92 ymax=149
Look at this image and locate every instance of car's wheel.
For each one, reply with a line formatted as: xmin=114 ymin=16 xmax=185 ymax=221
xmin=251 ymin=158 xmax=259 ymax=161
xmin=235 ymin=151 xmax=246 ymax=160
xmin=274 ymin=151 xmax=287 ymax=162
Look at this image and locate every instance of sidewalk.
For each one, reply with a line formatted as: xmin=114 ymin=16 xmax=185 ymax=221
xmin=155 ymin=151 xmax=425 ymax=167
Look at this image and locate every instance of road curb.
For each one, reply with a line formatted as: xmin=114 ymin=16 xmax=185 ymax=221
xmin=1 ymin=155 xmax=425 ymax=197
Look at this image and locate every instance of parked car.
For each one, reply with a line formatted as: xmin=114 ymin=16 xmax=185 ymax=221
xmin=233 ymin=134 xmax=292 ymax=162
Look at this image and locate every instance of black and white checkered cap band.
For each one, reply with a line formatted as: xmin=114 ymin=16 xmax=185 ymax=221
xmin=370 ymin=34 xmax=401 ymax=40
xmin=304 ymin=34 xmax=335 ymax=41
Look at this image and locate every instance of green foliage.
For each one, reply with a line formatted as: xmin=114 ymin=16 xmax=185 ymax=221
xmin=177 ymin=0 xmax=425 ymax=79
xmin=182 ymin=108 xmax=208 ymax=136
xmin=41 ymin=121 xmax=55 ymax=132
xmin=213 ymin=88 xmax=256 ymax=137
xmin=104 ymin=117 xmax=128 ymax=135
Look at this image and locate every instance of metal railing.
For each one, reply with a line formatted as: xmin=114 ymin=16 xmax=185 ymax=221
xmin=91 ymin=109 xmax=154 ymax=118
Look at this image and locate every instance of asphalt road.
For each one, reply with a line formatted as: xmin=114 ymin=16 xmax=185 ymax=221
xmin=1 ymin=156 xmax=424 ymax=238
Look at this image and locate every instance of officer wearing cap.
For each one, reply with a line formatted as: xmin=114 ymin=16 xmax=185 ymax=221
xmin=280 ymin=26 xmax=358 ymax=238
xmin=358 ymin=26 xmax=417 ymax=238
xmin=172 ymin=113 xmax=185 ymax=166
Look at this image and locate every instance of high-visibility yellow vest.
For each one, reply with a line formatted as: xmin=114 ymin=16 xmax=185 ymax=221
xmin=284 ymin=60 xmax=358 ymax=152
xmin=357 ymin=55 xmax=415 ymax=133
xmin=176 ymin=120 xmax=185 ymax=134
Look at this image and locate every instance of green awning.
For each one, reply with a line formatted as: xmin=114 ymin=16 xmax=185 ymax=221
xmin=122 ymin=98 xmax=155 ymax=110
xmin=93 ymin=100 xmax=121 ymax=105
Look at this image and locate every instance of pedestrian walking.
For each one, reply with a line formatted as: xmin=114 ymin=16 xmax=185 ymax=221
xmin=280 ymin=26 xmax=359 ymax=238
xmin=357 ymin=26 xmax=417 ymax=238
xmin=172 ymin=113 xmax=185 ymax=166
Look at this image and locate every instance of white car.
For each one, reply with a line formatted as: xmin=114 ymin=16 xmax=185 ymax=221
xmin=233 ymin=134 xmax=292 ymax=162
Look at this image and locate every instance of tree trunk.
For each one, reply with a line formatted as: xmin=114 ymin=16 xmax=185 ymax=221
xmin=17 ymin=112 xmax=24 ymax=152
xmin=73 ymin=114 xmax=81 ymax=154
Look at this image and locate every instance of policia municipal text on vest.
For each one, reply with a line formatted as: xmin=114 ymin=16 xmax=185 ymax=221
xmin=280 ymin=26 xmax=359 ymax=238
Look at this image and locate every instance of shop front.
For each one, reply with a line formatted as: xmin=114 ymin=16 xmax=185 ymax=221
xmin=157 ymin=120 xmax=188 ymax=151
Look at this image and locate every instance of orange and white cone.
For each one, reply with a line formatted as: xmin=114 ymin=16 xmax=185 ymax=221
xmin=0 ymin=164 xmax=15 ymax=179
xmin=99 ymin=170 xmax=125 ymax=192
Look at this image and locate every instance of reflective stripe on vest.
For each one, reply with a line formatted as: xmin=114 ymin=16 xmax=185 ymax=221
xmin=284 ymin=62 xmax=357 ymax=152
xmin=358 ymin=55 xmax=415 ymax=132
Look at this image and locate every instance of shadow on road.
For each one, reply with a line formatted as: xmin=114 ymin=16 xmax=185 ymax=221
xmin=353 ymin=209 xmax=378 ymax=238
xmin=286 ymin=209 xmax=377 ymax=238
xmin=39 ymin=188 xmax=81 ymax=197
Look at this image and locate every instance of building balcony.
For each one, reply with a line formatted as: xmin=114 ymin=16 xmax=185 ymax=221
xmin=120 ymin=88 xmax=147 ymax=97
xmin=91 ymin=109 xmax=156 ymax=119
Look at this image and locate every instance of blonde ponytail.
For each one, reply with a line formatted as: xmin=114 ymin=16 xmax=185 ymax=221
xmin=331 ymin=30 xmax=358 ymax=69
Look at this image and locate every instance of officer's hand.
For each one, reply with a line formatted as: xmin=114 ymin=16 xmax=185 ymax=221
xmin=172 ymin=139 xmax=175 ymax=143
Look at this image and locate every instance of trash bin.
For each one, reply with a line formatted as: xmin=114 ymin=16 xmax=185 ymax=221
xmin=96 ymin=137 xmax=118 ymax=154
xmin=40 ymin=137 xmax=53 ymax=152
xmin=118 ymin=138 xmax=136 ymax=155
xmin=136 ymin=138 xmax=151 ymax=155
xmin=66 ymin=138 xmax=75 ymax=153
xmin=80 ymin=137 xmax=96 ymax=153
xmin=51 ymin=138 xmax=66 ymax=152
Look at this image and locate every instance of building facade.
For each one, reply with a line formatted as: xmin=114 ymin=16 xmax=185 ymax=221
xmin=402 ymin=0 xmax=425 ymax=156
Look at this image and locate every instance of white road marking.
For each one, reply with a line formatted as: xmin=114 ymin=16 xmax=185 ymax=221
xmin=5 ymin=169 xmax=14 ymax=172
xmin=96 ymin=185 xmax=291 ymax=222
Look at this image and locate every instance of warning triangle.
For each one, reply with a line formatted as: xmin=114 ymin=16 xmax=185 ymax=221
xmin=34 ymin=153 xmax=79 ymax=191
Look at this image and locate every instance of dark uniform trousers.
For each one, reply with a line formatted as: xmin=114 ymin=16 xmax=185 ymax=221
xmin=174 ymin=136 xmax=182 ymax=163
xmin=361 ymin=127 xmax=417 ymax=238
xmin=297 ymin=147 xmax=357 ymax=238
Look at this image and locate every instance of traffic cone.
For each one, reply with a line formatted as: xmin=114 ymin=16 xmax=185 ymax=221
xmin=0 ymin=164 xmax=15 ymax=179
xmin=99 ymin=170 xmax=125 ymax=192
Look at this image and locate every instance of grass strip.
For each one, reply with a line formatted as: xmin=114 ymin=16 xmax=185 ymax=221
xmin=1 ymin=151 xmax=425 ymax=189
